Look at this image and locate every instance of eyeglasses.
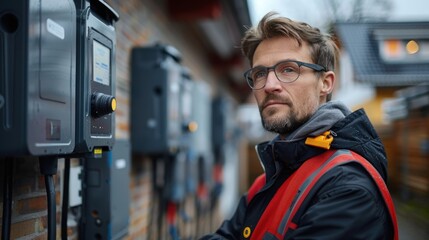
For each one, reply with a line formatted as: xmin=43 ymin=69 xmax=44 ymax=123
xmin=244 ymin=60 xmax=327 ymax=90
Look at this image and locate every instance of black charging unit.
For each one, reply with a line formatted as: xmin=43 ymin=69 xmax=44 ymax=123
xmin=0 ymin=0 xmax=76 ymax=156
xmin=131 ymin=44 xmax=184 ymax=155
xmin=71 ymin=0 xmax=120 ymax=239
xmin=1 ymin=0 xmax=77 ymax=239
xmin=73 ymin=0 xmax=119 ymax=155
xmin=80 ymin=139 xmax=131 ymax=240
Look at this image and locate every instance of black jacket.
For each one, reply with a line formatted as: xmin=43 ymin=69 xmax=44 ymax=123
xmin=202 ymin=107 xmax=394 ymax=240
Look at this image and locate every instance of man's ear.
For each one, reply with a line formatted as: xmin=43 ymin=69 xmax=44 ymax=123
xmin=320 ymin=71 xmax=335 ymax=97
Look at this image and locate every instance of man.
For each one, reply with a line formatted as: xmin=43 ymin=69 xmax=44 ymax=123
xmin=202 ymin=12 xmax=397 ymax=239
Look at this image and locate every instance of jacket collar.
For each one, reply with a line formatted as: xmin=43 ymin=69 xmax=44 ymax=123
xmin=255 ymin=101 xmax=350 ymax=180
xmin=255 ymin=106 xmax=388 ymax=181
xmin=256 ymin=137 xmax=324 ymax=181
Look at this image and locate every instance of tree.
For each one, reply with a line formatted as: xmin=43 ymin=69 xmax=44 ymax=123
xmin=324 ymin=0 xmax=393 ymax=22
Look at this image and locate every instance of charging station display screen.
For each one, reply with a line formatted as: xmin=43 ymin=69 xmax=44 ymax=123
xmin=90 ymin=35 xmax=113 ymax=136
xmin=93 ymin=40 xmax=110 ymax=86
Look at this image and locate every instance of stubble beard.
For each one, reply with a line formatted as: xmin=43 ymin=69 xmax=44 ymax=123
xmin=260 ymin=105 xmax=311 ymax=136
xmin=261 ymin=109 xmax=293 ymax=135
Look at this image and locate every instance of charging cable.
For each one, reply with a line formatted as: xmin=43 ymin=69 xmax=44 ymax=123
xmin=2 ymin=159 xmax=13 ymax=240
xmin=39 ymin=156 xmax=58 ymax=240
xmin=61 ymin=158 xmax=70 ymax=240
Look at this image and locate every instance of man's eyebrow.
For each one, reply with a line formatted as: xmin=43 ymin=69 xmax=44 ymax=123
xmin=252 ymin=58 xmax=298 ymax=68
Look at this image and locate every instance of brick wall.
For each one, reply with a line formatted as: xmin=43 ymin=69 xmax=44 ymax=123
xmin=0 ymin=157 xmax=57 ymax=239
xmin=109 ymin=0 xmax=226 ymax=238
xmin=0 ymin=0 xmax=229 ymax=239
xmin=110 ymin=0 xmax=222 ymax=140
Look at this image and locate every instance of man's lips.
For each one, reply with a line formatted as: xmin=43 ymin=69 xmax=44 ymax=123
xmin=260 ymin=94 xmax=292 ymax=111
xmin=263 ymin=101 xmax=285 ymax=108
xmin=262 ymin=98 xmax=291 ymax=110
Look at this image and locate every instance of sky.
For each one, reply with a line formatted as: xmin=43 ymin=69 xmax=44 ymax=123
xmin=248 ymin=0 xmax=429 ymax=31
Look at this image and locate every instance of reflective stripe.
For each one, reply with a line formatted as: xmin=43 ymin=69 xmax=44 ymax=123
xmin=262 ymin=232 xmax=279 ymax=240
xmin=276 ymin=150 xmax=352 ymax=235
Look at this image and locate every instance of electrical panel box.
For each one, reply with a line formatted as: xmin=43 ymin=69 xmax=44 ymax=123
xmin=190 ymin=81 xmax=212 ymax=155
xmin=191 ymin=81 xmax=213 ymax=186
xmin=73 ymin=0 xmax=119 ymax=154
xmin=212 ymin=95 xmax=235 ymax=164
xmin=212 ymin=96 xmax=228 ymax=151
xmin=131 ymin=44 xmax=183 ymax=155
xmin=0 ymin=0 xmax=76 ymax=156
xmin=81 ymin=139 xmax=131 ymax=240
xmin=179 ymin=67 xmax=194 ymax=149
xmin=166 ymin=151 xmax=187 ymax=202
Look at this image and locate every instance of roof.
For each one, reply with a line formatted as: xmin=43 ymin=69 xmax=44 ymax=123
xmin=335 ymin=21 xmax=429 ymax=86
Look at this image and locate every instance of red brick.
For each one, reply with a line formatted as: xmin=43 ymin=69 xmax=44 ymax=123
xmin=10 ymin=218 xmax=39 ymax=239
xmin=33 ymin=232 xmax=48 ymax=240
xmin=16 ymin=196 xmax=47 ymax=214
xmin=13 ymin=176 xmax=38 ymax=196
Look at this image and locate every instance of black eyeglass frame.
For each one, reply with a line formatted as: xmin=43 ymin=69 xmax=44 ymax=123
xmin=244 ymin=60 xmax=327 ymax=90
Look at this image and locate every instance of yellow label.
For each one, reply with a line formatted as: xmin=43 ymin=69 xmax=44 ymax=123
xmin=94 ymin=148 xmax=103 ymax=155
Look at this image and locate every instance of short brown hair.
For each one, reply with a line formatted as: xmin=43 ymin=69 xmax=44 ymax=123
xmin=241 ymin=12 xmax=338 ymax=72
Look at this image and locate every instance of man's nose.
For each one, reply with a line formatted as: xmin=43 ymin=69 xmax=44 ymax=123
xmin=264 ymin=70 xmax=281 ymax=91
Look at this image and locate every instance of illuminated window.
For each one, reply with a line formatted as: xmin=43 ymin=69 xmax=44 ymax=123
xmin=379 ymin=39 xmax=429 ymax=63
xmin=374 ymin=28 xmax=429 ymax=63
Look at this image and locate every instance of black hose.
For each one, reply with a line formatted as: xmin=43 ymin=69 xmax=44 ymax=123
xmin=61 ymin=158 xmax=70 ymax=240
xmin=2 ymin=159 xmax=13 ymax=240
xmin=39 ymin=156 xmax=58 ymax=240
xmin=44 ymin=175 xmax=56 ymax=240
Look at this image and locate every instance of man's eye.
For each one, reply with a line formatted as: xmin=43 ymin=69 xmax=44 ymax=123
xmin=253 ymin=70 xmax=267 ymax=79
xmin=280 ymin=67 xmax=295 ymax=73
xmin=277 ymin=62 xmax=299 ymax=73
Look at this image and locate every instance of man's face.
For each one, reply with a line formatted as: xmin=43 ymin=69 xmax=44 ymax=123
xmin=252 ymin=37 xmax=326 ymax=136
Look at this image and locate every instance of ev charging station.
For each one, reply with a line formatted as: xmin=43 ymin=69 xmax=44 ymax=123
xmin=1 ymin=0 xmax=125 ymax=239
xmin=81 ymin=139 xmax=131 ymax=240
xmin=0 ymin=0 xmax=76 ymax=156
xmin=211 ymin=95 xmax=235 ymax=211
xmin=179 ymin=67 xmax=198 ymax=197
xmin=1 ymin=0 xmax=76 ymax=239
xmin=190 ymin=81 xmax=214 ymax=237
xmin=131 ymin=44 xmax=183 ymax=155
xmin=73 ymin=0 xmax=118 ymax=155
xmin=70 ymin=1 xmax=127 ymax=239
xmin=131 ymin=44 xmax=198 ymax=239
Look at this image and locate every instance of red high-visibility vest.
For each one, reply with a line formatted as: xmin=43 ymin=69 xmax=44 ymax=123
xmin=245 ymin=149 xmax=398 ymax=240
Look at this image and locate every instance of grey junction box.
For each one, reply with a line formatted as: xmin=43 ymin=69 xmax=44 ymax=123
xmin=130 ymin=44 xmax=183 ymax=155
xmin=0 ymin=0 xmax=76 ymax=156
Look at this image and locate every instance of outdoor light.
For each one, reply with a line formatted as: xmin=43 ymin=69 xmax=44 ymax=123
xmin=384 ymin=39 xmax=401 ymax=57
xmin=187 ymin=121 xmax=199 ymax=133
xmin=406 ymin=40 xmax=419 ymax=54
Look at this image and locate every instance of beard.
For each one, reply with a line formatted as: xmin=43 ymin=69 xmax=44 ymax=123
xmin=260 ymin=109 xmax=306 ymax=135
xmin=258 ymin=95 xmax=311 ymax=135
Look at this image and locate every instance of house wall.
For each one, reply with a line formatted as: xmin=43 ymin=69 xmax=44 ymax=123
xmin=350 ymin=86 xmax=429 ymax=200
xmin=350 ymin=88 xmax=398 ymax=125
xmin=392 ymin=114 xmax=429 ymax=198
